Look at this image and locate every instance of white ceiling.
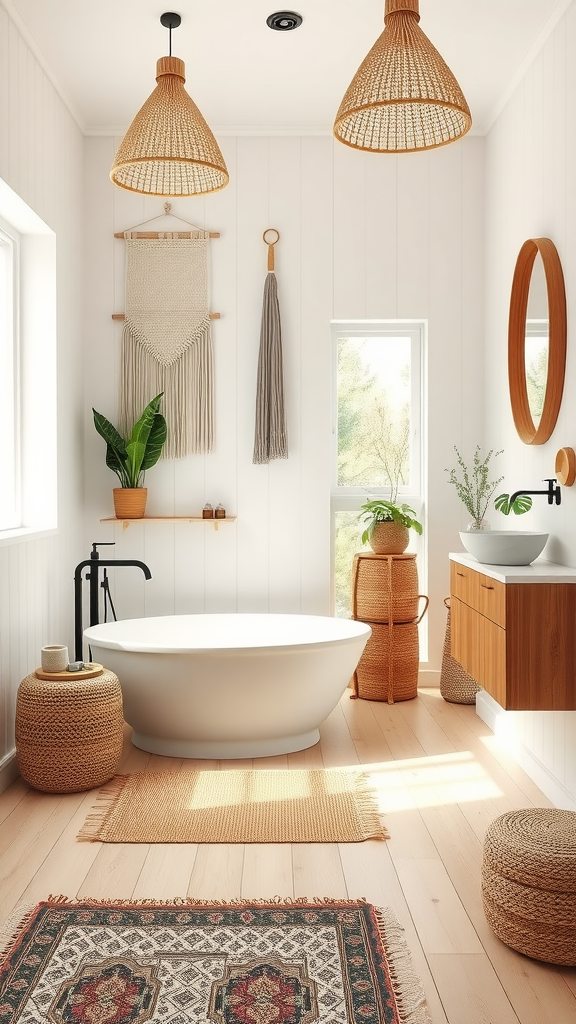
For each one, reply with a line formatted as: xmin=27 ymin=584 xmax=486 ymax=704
xmin=3 ymin=0 xmax=572 ymax=135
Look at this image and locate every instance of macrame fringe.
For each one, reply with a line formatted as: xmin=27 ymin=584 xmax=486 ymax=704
xmin=120 ymin=320 xmax=214 ymax=458
xmin=374 ymin=906 xmax=433 ymax=1024
xmin=76 ymin=774 xmax=130 ymax=842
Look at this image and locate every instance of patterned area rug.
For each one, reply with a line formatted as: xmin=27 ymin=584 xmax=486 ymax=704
xmin=77 ymin=770 xmax=388 ymax=844
xmin=0 ymin=898 xmax=431 ymax=1024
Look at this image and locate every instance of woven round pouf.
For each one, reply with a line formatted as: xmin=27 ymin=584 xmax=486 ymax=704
xmin=16 ymin=669 xmax=124 ymax=793
xmin=482 ymin=808 xmax=576 ymax=965
xmin=440 ymin=598 xmax=479 ymax=704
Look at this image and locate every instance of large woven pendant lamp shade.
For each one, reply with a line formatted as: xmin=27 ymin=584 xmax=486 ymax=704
xmin=334 ymin=0 xmax=471 ymax=153
xmin=110 ymin=13 xmax=228 ymax=196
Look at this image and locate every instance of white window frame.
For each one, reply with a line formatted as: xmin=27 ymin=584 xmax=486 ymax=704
xmin=0 ymin=177 xmax=57 ymax=544
xmin=330 ymin=320 xmax=428 ymax=655
xmin=0 ymin=219 xmax=20 ymax=531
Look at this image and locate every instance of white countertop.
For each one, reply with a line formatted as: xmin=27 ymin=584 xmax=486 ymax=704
xmin=449 ymin=551 xmax=576 ymax=584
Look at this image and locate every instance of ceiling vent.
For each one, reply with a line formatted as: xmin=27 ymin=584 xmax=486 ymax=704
xmin=266 ymin=11 xmax=303 ymax=31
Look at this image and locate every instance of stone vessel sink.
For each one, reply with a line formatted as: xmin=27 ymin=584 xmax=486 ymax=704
xmin=459 ymin=530 xmax=549 ymax=565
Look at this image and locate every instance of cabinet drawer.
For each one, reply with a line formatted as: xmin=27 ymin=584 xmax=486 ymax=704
xmin=450 ymin=561 xmax=506 ymax=627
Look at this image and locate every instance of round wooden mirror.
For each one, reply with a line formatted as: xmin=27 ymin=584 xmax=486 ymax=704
xmin=508 ymin=237 xmax=566 ymax=444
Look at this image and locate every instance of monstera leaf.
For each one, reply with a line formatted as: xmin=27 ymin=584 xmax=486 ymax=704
xmin=494 ymin=493 xmax=533 ymax=516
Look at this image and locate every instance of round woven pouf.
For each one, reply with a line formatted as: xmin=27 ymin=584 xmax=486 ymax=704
xmin=482 ymin=807 xmax=576 ymax=965
xmin=16 ymin=669 xmax=124 ymax=793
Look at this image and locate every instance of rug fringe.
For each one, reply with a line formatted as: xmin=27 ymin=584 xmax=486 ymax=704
xmin=354 ymin=772 xmax=389 ymax=841
xmin=374 ymin=906 xmax=433 ymax=1024
xmin=0 ymin=901 xmax=44 ymax=965
xmin=76 ymin=775 xmax=130 ymax=842
xmin=45 ymin=894 xmax=370 ymax=908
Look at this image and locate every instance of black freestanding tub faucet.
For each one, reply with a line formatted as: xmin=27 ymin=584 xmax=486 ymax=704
xmin=74 ymin=542 xmax=152 ymax=661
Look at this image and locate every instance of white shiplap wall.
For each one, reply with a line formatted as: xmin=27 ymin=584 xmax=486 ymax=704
xmin=485 ymin=1 xmax=576 ymax=807
xmin=84 ymin=134 xmax=486 ymax=675
xmin=0 ymin=5 xmax=84 ymax=777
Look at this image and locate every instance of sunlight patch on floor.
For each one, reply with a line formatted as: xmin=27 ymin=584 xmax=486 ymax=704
xmin=360 ymin=751 xmax=503 ymax=812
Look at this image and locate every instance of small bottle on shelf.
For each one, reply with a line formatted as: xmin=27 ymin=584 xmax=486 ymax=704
xmin=215 ymin=503 xmax=226 ymax=519
xmin=202 ymin=503 xmax=214 ymax=519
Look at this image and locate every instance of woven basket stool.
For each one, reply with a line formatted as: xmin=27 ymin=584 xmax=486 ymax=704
xmin=352 ymin=552 xmax=420 ymax=623
xmin=353 ymin=620 xmax=421 ymax=703
xmin=440 ymin=598 xmax=479 ymax=704
xmin=16 ymin=669 xmax=124 ymax=793
xmin=482 ymin=807 xmax=576 ymax=965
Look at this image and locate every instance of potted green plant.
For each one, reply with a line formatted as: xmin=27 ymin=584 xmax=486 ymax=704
xmin=446 ymin=445 xmax=532 ymax=530
xmin=446 ymin=445 xmax=504 ymax=531
xmin=93 ymin=393 xmax=167 ymax=519
xmin=359 ymin=498 xmax=423 ymax=554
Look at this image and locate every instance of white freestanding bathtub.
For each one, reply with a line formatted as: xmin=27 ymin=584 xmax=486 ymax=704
xmin=84 ymin=613 xmax=371 ymax=758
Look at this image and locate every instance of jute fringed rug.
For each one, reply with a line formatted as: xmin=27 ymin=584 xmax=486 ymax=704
xmin=0 ymin=897 xmax=432 ymax=1024
xmin=77 ymin=769 xmax=388 ymax=844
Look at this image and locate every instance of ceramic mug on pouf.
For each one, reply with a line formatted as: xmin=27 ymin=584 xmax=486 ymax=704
xmin=41 ymin=645 xmax=69 ymax=673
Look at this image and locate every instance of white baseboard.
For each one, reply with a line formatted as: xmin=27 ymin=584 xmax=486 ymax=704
xmin=0 ymin=750 xmax=19 ymax=795
xmin=475 ymin=691 xmax=576 ymax=811
xmin=418 ymin=668 xmax=440 ymax=687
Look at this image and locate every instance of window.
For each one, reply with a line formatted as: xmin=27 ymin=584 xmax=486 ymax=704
xmin=0 ymin=221 xmax=19 ymax=530
xmin=331 ymin=321 xmax=426 ymax=623
xmin=0 ymin=177 xmax=57 ymax=542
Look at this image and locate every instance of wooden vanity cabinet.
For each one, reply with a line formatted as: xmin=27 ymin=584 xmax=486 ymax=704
xmin=450 ymin=559 xmax=576 ymax=710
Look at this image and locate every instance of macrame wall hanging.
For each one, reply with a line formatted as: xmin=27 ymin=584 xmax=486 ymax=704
xmin=253 ymin=229 xmax=288 ymax=464
xmin=113 ymin=207 xmax=220 ymax=459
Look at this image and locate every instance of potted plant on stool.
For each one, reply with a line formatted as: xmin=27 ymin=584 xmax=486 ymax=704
xmin=359 ymin=498 xmax=422 ymax=554
xmin=93 ymin=393 xmax=167 ymax=519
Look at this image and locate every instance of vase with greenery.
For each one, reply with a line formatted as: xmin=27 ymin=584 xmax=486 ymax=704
xmin=359 ymin=498 xmax=423 ymax=554
xmin=446 ymin=445 xmax=504 ymax=531
xmin=93 ymin=393 xmax=167 ymax=519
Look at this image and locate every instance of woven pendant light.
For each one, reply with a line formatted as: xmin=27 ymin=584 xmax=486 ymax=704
xmin=110 ymin=13 xmax=228 ymax=196
xmin=334 ymin=0 xmax=471 ymax=153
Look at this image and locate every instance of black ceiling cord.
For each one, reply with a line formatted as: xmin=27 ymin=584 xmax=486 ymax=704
xmin=160 ymin=12 xmax=182 ymax=56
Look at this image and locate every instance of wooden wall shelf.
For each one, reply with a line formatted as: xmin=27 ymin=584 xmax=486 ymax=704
xmin=100 ymin=516 xmax=236 ymax=531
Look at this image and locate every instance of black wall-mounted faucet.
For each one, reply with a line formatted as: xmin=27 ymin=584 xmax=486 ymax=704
xmin=74 ymin=542 xmax=152 ymax=661
xmin=508 ymin=478 xmax=561 ymax=508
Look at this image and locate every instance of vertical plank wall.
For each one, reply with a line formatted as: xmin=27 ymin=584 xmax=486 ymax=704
xmin=84 ymin=134 xmax=486 ymax=676
xmin=485 ymin=3 xmax=576 ymax=805
xmin=0 ymin=6 xmax=85 ymax=777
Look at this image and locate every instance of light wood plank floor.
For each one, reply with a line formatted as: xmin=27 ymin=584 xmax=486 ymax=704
xmin=1 ymin=687 xmax=575 ymax=1024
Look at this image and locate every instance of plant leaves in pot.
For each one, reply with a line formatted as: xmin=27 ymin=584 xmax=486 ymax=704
xmin=93 ymin=393 xmax=167 ymax=519
xmin=359 ymin=499 xmax=423 ymax=554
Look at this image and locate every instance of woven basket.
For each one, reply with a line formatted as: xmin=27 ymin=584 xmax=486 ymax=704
xmin=16 ymin=669 xmax=124 ymax=793
xmin=440 ymin=598 xmax=479 ymax=704
xmin=352 ymin=552 xmax=419 ymax=623
xmin=353 ymin=620 xmax=420 ymax=702
xmin=482 ymin=808 xmax=576 ymax=965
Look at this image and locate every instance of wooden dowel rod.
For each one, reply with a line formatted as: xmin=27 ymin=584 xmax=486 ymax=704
xmin=112 ymin=313 xmax=220 ymax=321
xmin=114 ymin=231 xmax=220 ymax=238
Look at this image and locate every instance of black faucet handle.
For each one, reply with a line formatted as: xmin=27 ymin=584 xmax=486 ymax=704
xmin=91 ymin=541 xmax=116 ymax=558
xmin=543 ymin=478 xmax=561 ymax=504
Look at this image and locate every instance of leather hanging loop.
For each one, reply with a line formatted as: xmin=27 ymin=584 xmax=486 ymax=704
xmin=263 ymin=228 xmax=280 ymax=271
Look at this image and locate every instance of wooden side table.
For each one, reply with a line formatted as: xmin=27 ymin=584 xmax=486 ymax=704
xmin=16 ymin=667 xmax=124 ymax=793
xmin=351 ymin=552 xmax=428 ymax=703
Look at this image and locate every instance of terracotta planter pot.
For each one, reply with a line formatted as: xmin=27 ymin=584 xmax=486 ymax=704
xmin=368 ymin=521 xmax=409 ymax=554
xmin=113 ymin=488 xmax=147 ymax=519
